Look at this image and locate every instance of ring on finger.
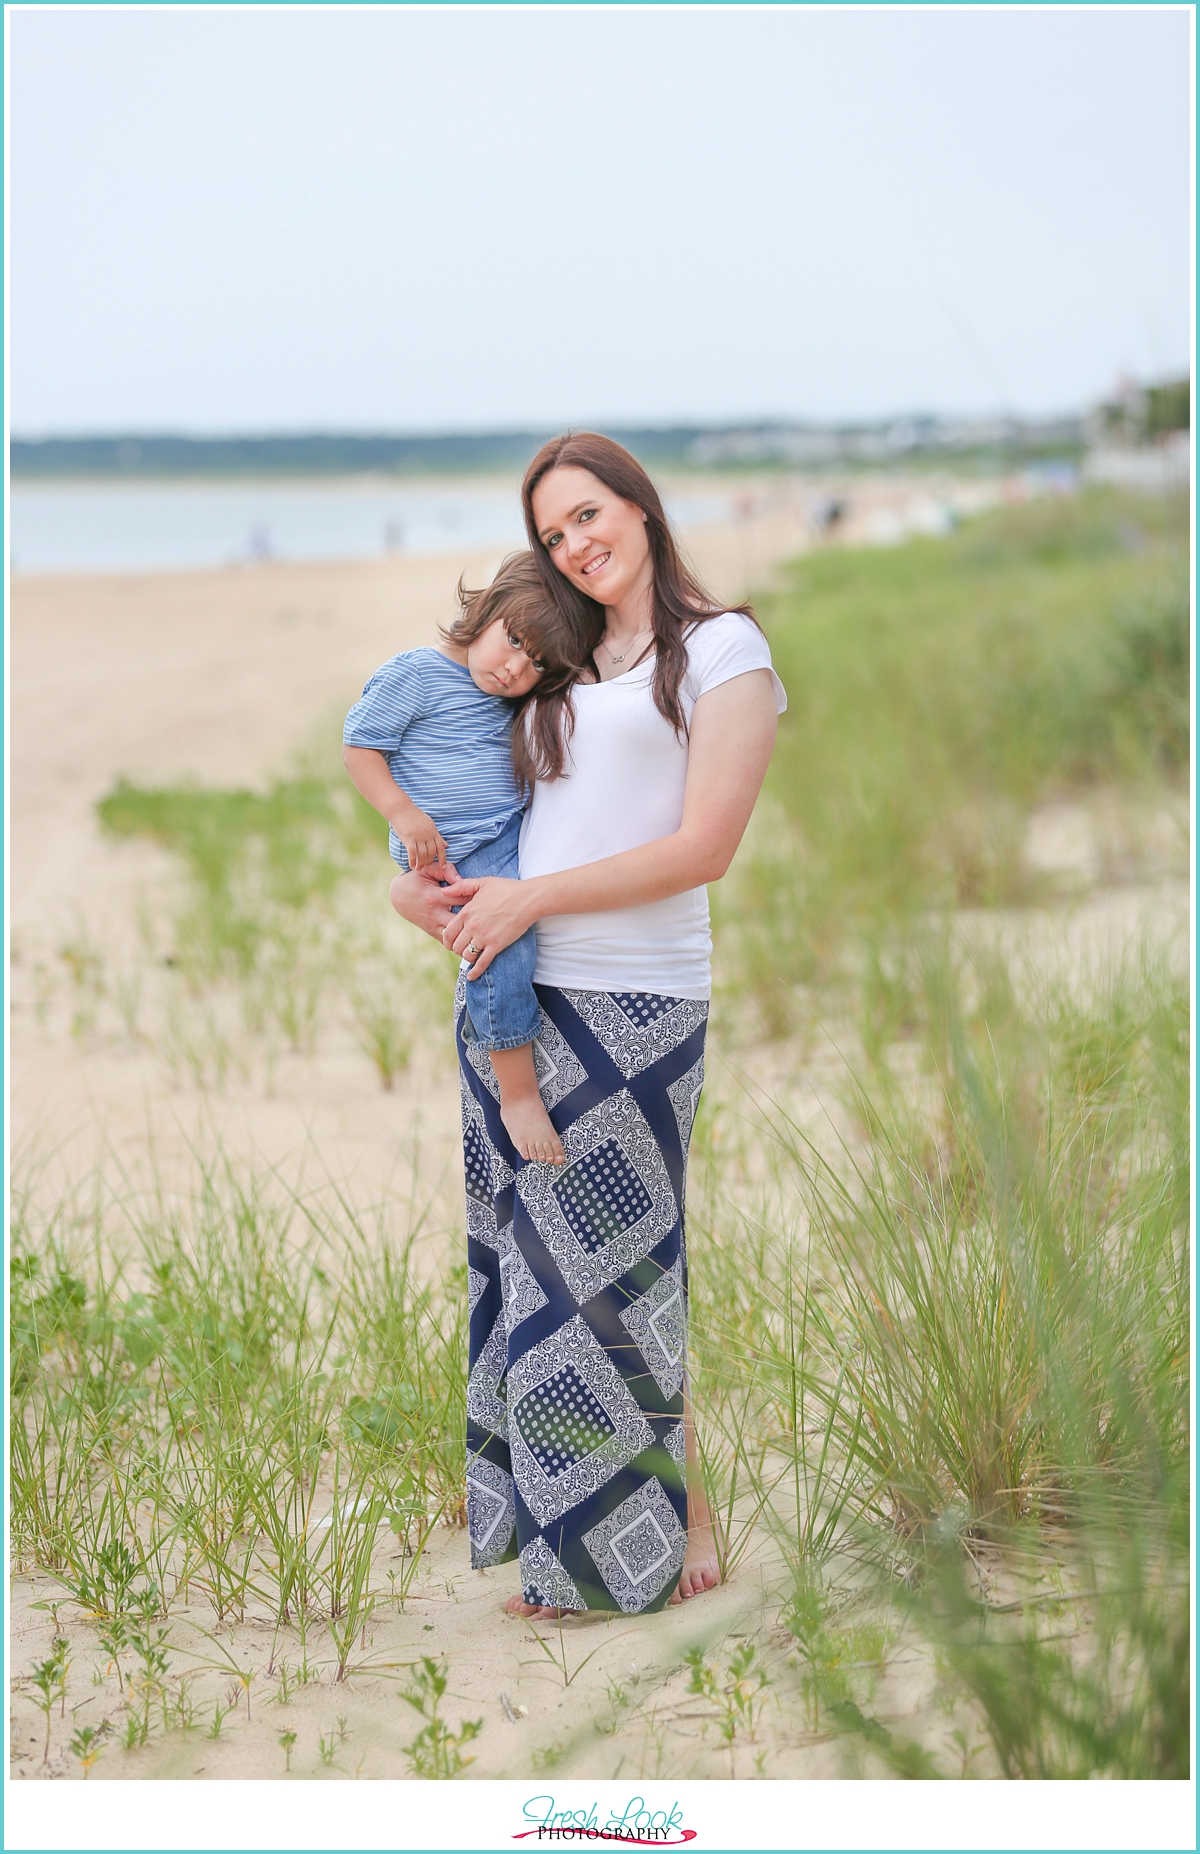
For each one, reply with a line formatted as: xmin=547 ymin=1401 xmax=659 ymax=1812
xmin=465 ymin=941 xmax=480 ymax=958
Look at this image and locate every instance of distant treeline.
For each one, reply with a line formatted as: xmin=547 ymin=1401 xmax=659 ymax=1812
xmin=9 ymin=428 xmax=706 ymax=480
xmin=10 ymin=416 xmax=1089 ymax=480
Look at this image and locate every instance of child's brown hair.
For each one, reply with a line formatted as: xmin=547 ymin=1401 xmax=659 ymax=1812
xmin=442 ymin=550 xmax=586 ymax=787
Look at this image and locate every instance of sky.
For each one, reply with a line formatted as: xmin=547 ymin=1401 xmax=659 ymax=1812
xmin=8 ymin=6 xmax=1193 ymax=436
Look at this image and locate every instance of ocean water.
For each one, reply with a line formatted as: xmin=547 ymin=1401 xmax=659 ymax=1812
xmin=9 ymin=480 xmax=734 ymax=575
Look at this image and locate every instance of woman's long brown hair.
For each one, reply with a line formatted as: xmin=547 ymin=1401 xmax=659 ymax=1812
xmin=521 ymin=430 xmax=758 ymax=743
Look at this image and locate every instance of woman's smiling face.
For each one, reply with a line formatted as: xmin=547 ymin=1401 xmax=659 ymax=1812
xmin=531 ymin=466 xmax=652 ymax=608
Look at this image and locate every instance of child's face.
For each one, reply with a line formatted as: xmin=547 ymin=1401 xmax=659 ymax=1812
xmin=467 ymin=616 xmax=547 ymax=699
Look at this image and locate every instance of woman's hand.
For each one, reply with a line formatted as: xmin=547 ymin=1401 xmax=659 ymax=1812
xmin=438 ymin=875 xmax=534 ymax=977
xmin=389 ymin=864 xmax=460 ymax=942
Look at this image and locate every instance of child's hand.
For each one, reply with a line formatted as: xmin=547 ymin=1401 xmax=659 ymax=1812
xmin=392 ymin=804 xmax=449 ymax=872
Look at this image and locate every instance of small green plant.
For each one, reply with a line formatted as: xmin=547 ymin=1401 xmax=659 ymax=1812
xmin=31 ymin=958 xmax=57 ymax=1027
xmin=683 ymin=1641 xmax=771 ymax=1775
xmin=58 ymin=929 xmax=105 ymax=1038
xmin=273 ymin=1655 xmax=319 ymax=1705
xmin=594 ymin=1673 xmax=632 ymax=1737
xmin=130 ymin=1627 xmax=171 ymax=1685
xmin=783 ymin=1578 xmax=894 ymax=1744
xmin=521 ymin=1611 xmax=624 ymax=1691
xmin=69 ymin=1722 xmax=108 ymax=1777
xmin=127 ymin=1626 xmax=172 ymax=1744
xmin=279 ymin=1728 xmax=297 ymax=1772
xmin=72 ymin=1536 xmax=138 ymax=1620
xmin=190 ymin=1629 xmax=258 ymax=1715
xmin=110 ymin=961 xmax=144 ymax=1039
xmin=95 ymin=1616 xmax=130 ymax=1693
xmin=119 ymin=1714 xmax=143 ymax=1752
xmin=399 ymin=1658 xmax=482 ymax=1779
xmin=348 ymin=974 xmax=412 ymax=1090
xmin=163 ymin=1675 xmax=200 ymax=1735
xmin=28 ymin=1638 xmax=70 ymax=1762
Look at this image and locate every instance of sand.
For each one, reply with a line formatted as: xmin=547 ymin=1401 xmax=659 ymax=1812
xmin=9 ymin=473 xmax=1187 ymax=1788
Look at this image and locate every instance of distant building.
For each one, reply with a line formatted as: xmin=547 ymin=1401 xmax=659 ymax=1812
xmin=686 ymin=412 xmax=1081 ymax=468
xmin=1083 ymin=373 xmax=1190 ymax=494
xmin=1084 ymin=373 xmax=1189 ymax=450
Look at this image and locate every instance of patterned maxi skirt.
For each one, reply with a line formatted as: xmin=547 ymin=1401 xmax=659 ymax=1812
xmin=459 ymin=979 xmax=708 ymax=1613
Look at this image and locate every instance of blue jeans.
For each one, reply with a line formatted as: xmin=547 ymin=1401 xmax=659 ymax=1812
xmin=450 ymin=812 xmax=540 ymax=1053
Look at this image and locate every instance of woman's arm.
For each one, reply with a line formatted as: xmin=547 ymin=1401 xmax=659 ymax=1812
xmin=443 ymin=668 xmax=778 ymax=975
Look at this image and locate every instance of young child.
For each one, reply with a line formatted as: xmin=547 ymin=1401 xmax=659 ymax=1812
xmin=342 ymin=552 xmax=579 ymax=1164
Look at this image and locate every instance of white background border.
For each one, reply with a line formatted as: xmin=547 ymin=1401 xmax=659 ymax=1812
xmin=3 ymin=1777 xmax=1199 ymax=1851
xmin=3 ymin=5 xmax=1197 ymax=1851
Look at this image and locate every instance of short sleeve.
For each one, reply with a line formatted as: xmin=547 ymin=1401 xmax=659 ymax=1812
xmin=683 ymin=612 xmax=787 ymax=713
xmin=343 ymin=652 xmax=425 ymax=750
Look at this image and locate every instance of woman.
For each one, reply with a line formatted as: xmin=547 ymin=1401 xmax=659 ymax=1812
xmin=392 ymin=433 xmax=785 ymax=1616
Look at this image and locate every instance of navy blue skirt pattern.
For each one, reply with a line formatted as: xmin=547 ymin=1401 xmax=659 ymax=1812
xmin=459 ymin=979 xmax=708 ymax=1613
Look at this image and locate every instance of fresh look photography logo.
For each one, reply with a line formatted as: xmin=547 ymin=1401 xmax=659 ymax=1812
xmin=515 ymin=1795 xmax=696 ymax=1845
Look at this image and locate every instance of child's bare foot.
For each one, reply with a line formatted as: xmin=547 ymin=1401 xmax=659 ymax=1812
xmin=499 ymin=1094 xmax=566 ymax=1164
xmin=489 ymin=1044 xmax=566 ymax=1164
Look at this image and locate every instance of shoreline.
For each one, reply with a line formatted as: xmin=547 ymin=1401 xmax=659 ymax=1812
xmin=8 ymin=466 xmax=1010 ymax=584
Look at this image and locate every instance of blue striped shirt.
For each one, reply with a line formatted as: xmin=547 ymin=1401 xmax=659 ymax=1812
xmin=344 ymin=648 xmax=524 ymax=869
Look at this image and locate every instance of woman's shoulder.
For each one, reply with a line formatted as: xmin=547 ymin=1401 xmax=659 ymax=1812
xmin=682 ymin=609 xmax=772 ymax=675
xmin=683 ymin=608 xmax=762 ymax=646
xmin=682 ymin=611 xmax=787 ymax=711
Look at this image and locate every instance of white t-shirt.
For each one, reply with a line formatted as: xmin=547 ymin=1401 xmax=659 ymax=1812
xmin=518 ymin=611 xmax=787 ymax=1000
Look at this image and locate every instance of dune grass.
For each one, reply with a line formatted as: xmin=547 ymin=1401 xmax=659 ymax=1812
xmin=716 ymin=487 xmax=1188 ymax=1029
xmin=11 ymin=485 xmax=1190 ymax=1777
xmin=11 ymin=1154 xmax=467 ymax=1637
xmin=688 ymin=931 xmax=1189 ymax=1775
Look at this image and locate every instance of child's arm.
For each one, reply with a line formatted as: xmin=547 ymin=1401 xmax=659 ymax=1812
xmin=342 ymin=745 xmax=449 ymax=872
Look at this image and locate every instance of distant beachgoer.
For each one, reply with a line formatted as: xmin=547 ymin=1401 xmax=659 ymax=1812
xmin=391 ymin=433 xmax=786 ymax=1617
xmin=811 ymin=496 xmax=846 ymax=538
xmin=343 ymin=553 xmax=582 ymax=1161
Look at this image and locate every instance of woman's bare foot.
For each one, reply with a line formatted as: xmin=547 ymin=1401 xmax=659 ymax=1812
xmin=503 ymin=1592 xmax=578 ymax=1619
xmin=489 ymin=1044 xmax=566 ymax=1163
xmin=669 ymin=1396 xmax=723 ymax=1603
xmin=670 ymin=1512 xmax=721 ymax=1603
